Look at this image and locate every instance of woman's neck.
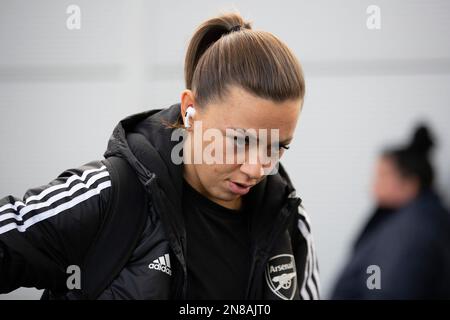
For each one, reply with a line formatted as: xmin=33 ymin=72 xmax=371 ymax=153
xmin=183 ymin=163 xmax=242 ymax=210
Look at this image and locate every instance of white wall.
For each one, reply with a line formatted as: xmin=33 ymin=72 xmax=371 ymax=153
xmin=1 ymin=0 xmax=449 ymax=299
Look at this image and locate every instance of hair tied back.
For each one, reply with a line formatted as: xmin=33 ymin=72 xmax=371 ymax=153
xmin=229 ymin=25 xmax=242 ymax=33
xmin=409 ymin=124 xmax=434 ymax=155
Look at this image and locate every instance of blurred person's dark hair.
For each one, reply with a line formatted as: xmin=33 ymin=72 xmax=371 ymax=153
xmin=383 ymin=125 xmax=435 ymax=191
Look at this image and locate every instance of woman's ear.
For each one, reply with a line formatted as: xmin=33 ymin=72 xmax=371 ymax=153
xmin=180 ymin=89 xmax=197 ymax=129
xmin=180 ymin=89 xmax=195 ymax=117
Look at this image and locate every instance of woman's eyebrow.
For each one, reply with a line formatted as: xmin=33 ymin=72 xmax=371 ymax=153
xmin=225 ymin=127 xmax=292 ymax=145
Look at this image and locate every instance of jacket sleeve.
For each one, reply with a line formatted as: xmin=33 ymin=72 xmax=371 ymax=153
xmin=0 ymin=160 xmax=112 ymax=294
xmin=294 ymin=202 xmax=321 ymax=300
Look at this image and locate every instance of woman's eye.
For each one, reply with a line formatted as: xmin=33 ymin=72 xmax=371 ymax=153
xmin=271 ymin=144 xmax=290 ymax=153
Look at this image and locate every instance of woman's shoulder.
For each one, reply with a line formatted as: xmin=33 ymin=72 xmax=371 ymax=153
xmin=382 ymin=191 xmax=450 ymax=245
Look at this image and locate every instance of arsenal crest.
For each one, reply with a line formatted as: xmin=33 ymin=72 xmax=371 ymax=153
xmin=265 ymin=254 xmax=297 ymax=300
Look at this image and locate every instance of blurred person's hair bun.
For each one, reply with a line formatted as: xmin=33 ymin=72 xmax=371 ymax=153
xmin=408 ymin=125 xmax=434 ymax=156
xmin=383 ymin=123 xmax=436 ymax=190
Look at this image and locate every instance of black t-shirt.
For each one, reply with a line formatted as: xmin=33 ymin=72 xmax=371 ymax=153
xmin=182 ymin=179 xmax=251 ymax=299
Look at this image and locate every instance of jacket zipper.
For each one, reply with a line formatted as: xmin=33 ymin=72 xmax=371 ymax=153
xmin=144 ymin=173 xmax=187 ymax=299
xmin=245 ymin=196 xmax=300 ymax=299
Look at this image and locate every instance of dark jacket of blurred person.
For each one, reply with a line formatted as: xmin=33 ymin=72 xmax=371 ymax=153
xmin=332 ymin=125 xmax=450 ymax=299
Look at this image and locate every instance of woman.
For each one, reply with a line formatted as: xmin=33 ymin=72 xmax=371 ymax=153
xmin=332 ymin=126 xmax=450 ymax=299
xmin=0 ymin=13 xmax=319 ymax=300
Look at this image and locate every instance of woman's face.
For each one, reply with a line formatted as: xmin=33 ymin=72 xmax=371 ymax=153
xmin=371 ymin=156 xmax=419 ymax=209
xmin=181 ymin=86 xmax=302 ymax=210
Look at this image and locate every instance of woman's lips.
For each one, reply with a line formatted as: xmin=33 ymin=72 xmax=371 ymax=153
xmin=228 ymin=180 xmax=252 ymax=195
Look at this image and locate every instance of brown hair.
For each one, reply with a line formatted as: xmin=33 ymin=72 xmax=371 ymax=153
xmin=185 ymin=12 xmax=305 ymax=107
xmin=165 ymin=12 xmax=305 ymax=129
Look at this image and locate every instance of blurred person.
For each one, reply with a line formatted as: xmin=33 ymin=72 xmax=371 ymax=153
xmin=0 ymin=12 xmax=319 ymax=300
xmin=332 ymin=125 xmax=450 ymax=299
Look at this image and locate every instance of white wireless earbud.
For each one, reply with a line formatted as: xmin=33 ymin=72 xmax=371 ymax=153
xmin=184 ymin=105 xmax=196 ymax=128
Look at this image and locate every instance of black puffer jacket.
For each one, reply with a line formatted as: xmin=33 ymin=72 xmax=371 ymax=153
xmin=0 ymin=103 xmax=319 ymax=300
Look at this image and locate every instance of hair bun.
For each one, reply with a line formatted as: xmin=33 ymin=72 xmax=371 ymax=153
xmin=409 ymin=124 xmax=434 ymax=155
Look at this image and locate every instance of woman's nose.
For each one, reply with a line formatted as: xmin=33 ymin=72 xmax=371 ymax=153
xmin=239 ymin=162 xmax=264 ymax=180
